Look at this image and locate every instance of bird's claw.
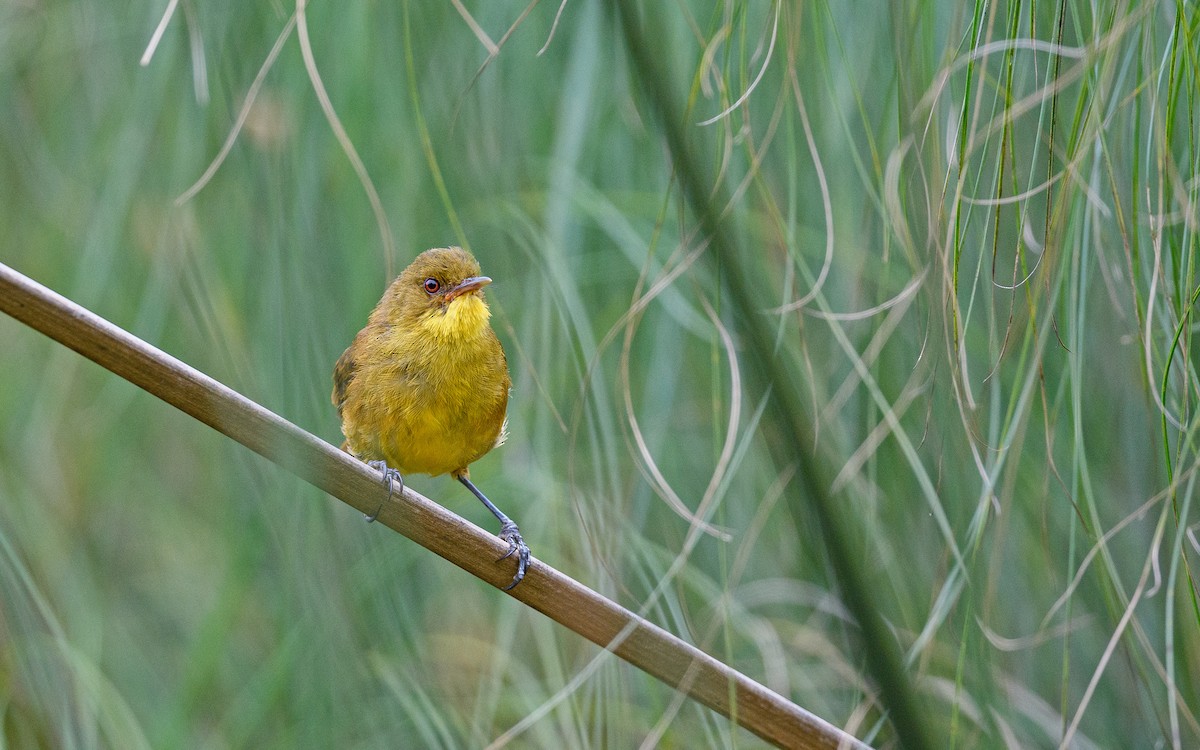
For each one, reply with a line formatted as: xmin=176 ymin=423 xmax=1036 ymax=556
xmin=497 ymin=520 xmax=530 ymax=590
xmin=365 ymin=460 xmax=403 ymax=522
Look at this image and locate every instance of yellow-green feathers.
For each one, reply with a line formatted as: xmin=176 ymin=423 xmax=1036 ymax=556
xmin=418 ymin=294 xmax=491 ymax=342
xmin=332 ymin=247 xmax=511 ymax=478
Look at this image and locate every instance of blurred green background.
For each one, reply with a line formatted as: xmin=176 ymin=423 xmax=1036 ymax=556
xmin=2 ymin=1 xmax=1198 ymax=747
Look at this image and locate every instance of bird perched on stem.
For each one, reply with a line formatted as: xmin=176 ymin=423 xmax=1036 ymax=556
xmin=332 ymin=246 xmax=529 ymax=589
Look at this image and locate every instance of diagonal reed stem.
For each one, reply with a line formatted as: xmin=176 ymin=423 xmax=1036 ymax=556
xmin=0 ymin=260 xmax=870 ymax=750
xmin=612 ymin=3 xmax=937 ymax=748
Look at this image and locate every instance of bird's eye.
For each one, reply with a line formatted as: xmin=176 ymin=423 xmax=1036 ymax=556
xmin=423 ymin=278 xmax=441 ymax=294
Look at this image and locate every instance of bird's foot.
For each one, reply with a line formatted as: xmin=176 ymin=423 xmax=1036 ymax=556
xmin=365 ymin=460 xmax=403 ymax=522
xmin=497 ymin=520 xmax=531 ymax=590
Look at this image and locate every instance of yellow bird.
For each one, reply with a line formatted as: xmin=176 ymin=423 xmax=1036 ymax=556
xmin=332 ymin=246 xmax=528 ymax=588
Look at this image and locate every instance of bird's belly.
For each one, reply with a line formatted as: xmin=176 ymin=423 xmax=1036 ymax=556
xmin=346 ymin=370 xmax=504 ymax=477
xmin=378 ymin=405 xmax=499 ymax=477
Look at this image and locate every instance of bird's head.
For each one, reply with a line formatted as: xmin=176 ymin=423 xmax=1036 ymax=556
xmin=379 ymin=246 xmax=494 ymax=341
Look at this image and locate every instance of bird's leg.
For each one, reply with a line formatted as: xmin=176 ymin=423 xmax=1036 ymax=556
xmin=365 ymin=460 xmax=404 ymax=522
xmin=457 ymin=475 xmax=530 ymax=590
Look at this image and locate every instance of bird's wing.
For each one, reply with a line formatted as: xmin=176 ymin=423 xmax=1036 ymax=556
xmin=331 ymin=344 xmax=356 ymax=418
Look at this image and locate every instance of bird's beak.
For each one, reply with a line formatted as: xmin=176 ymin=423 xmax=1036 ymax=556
xmin=444 ymin=275 xmax=492 ymax=301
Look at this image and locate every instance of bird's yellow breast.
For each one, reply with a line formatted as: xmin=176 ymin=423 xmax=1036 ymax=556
xmin=337 ymin=294 xmax=509 ymax=477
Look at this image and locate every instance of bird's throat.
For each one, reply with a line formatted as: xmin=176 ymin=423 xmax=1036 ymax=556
xmin=419 ymin=295 xmax=492 ymax=342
